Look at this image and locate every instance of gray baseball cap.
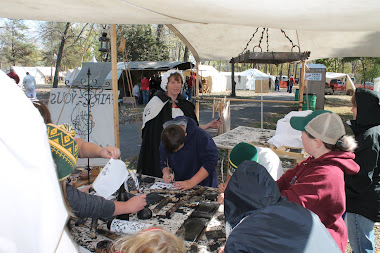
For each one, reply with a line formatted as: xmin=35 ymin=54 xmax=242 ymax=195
xmin=162 ymin=116 xmax=187 ymax=130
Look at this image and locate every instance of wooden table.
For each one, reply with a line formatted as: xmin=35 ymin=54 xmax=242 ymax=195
xmin=213 ymin=126 xmax=307 ymax=165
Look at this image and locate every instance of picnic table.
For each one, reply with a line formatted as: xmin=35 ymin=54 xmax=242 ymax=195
xmin=213 ymin=126 xmax=307 ymax=165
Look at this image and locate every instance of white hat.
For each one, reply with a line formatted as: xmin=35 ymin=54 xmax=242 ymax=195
xmin=160 ymin=69 xmax=184 ymax=91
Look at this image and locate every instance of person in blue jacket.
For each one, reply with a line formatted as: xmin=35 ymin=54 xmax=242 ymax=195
xmin=159 ymin=116 xmax=218 ymax=190
xmin=222 ymin=160 xmax=341 ymax=253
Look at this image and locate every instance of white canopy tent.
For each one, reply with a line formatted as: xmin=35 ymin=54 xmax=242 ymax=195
xmin=241 ymin=69 xmax=274 ymax=90
xmin=12 ymin=66 xmax=46 ymax=85
xmin=326 ymin=72 xmax=356 ymax=91
xmin=0 ymin=0 xmax=380 ymax=61
xmin=64 ymin=67 xmax=81 ymax=85
xmin=197 ymin=65 xmax=227 ymax=92
xmin=374 ymin=77 xmax=380 ymax=93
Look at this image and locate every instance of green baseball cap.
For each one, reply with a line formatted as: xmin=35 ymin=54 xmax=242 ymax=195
xmin=290 ymin=110 xmax=345 ymax=145
xmin=229 ymin=142 xmax=258 ymax=170
xmin=290 ymin=110 xmax=331 ymax=131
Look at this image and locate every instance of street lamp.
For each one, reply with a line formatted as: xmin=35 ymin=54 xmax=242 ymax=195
xmin=98 ymin=32 xmax=110 ymax=53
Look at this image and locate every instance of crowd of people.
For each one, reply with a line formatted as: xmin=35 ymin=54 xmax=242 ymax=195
xmin=2 ymin=65 xmax=380 ymax=253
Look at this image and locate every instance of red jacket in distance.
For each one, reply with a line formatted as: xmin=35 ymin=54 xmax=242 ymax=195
xmin=8 ymin=71 xmax=20 ymax=84
xmin=277 ymin=151 xmax=359 ymax=252
xmin=141 ymin=77 xmax=150 ymax=90
xmin=189 ymin=74 xmax=196 ymax=88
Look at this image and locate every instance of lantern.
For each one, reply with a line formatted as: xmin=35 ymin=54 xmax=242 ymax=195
xmin=98 ymin=32 xmax=110 ymax=53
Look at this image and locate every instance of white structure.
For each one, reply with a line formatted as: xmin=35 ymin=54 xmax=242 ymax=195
xmin=12 ymin=66 xmax=46 ymax=85
xmin=198 ymin=64 xmax=227 ymax=92
xmin=222 ymin=69 xmax=274 ymax=91
xmin=374 ymin=77 xmax=380 ymax=93
xmin=36 ymin=67 xmax=65 ymax=81
xmin=326 ymin=72 xmax=356 ymax=91
xmin=222 ymin=71 xmax=248 ymax=90
xmin=64 ymin=67 xmax=81 ymax=86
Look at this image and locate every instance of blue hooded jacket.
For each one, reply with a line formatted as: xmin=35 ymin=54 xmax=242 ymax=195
xmin=159 ymin=116 xmax=218 ymax=187
xmin=224 ymin=161 xmax=340 ymax=253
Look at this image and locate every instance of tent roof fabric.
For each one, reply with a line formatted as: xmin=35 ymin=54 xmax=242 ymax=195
xmin=1 ymin=1 xmax=380 ymax=61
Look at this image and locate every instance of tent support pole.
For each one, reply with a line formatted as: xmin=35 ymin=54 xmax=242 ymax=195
xmin=111 ymin=24 xmax=120 ymax=149
xmin=231 ymin=62 xmax=236 ymax=97
xmin=299 ymin=61 xmax=306 ymax=111
xmin=195 ymin=61 xmax=200 ymax=120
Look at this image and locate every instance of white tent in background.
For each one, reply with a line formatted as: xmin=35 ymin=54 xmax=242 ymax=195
xmin=11 ymin=66 xmax=46 ymax=85
xmin=64 ymin=67 xmax=82 ymax=85
xmin=222 ymin=71 xmax=248 ymax=90
xmin=222 ymin=69 xmax=274 ymax=91
xmin=326 ymin=72 xmax=356 ymax=92
xmin=198 ymin=65 xmax=226 ymax=92
xmin=36 ymin=67 xmax=65 ymax=81
xmin=91 ymin=56 xmax=98 ymax=62
xmin=241 ymin=69 xmax=274 ymax=90
xmin=374 ymin=77 xmax=380 ymax=93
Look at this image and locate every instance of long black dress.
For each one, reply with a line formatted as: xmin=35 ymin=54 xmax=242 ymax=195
xmin=137 ymin=90 xmax=198 ymax=177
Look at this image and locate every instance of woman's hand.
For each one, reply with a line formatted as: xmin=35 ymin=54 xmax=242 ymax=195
xmin=99 ymin=146 xmax=120 ymax=159
xmin=207 ymin=118 xmax=222 ymax=129
xmin=125 ymin=194 xmax=147 ymax=213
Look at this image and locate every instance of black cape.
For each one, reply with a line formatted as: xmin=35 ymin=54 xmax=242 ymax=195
xmin=137 ymin=90 xmax=198 ymax=177
xmin=346 ymin=88 xmax=380 ymax=221
xmin=224 ymin=161 xmax=340 ymax=253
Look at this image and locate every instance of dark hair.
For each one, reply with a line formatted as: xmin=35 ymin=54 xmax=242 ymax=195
xmin=161 ymin=125 xmax=185 ymax=153
xmin=168 ymin=73 xmax=183 ymax=84
xmin=32 ymin=100 xmax=52 ymax=124
xmin=305 ymin=131 xmax=357 ymax=152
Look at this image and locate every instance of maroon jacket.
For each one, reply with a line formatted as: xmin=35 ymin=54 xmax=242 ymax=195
xmin=141 ymin=78 xmax=150 ymax=90
xmin=277 ymin=151 xmax=359 ymax=252
xmin=7 ymin=71 xmax=20 ymax=84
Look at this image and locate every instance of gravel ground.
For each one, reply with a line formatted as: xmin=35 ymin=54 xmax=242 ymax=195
xmin=35 ymin=85 xmax=380 ymax=252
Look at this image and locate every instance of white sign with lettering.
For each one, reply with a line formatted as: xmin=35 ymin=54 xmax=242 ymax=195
xmin=306 ymin=73 xmax=322 ymax=81
xmin=48 ymin=88 xmax=115 ymax=166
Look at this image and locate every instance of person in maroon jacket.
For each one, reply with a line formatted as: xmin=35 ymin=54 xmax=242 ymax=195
xmin=141 ymin=76 xmax=150 ymax=105
xmin=7 ymin=67 xmax=20 ymax=84
xmin=277 ymin=110 xmax=359 ymax=252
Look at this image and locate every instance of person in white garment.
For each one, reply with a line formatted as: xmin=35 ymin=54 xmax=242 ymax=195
xmin=218 ymin=142 xmax=283 ymax=204
xmin=22 ymin=72 xmax=37 ymax=98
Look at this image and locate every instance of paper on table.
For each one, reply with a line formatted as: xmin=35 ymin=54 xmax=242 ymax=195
xmin=150 ymin=182 xmax=176 ymax=190
xmin=92 ymin=158 xmax=129 ymax=198
xmin=109 ymin=219 xmax=153 ymax=234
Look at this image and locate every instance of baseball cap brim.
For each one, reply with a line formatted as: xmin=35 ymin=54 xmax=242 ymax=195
xmin=290 ymin=110 xmax=331 ymax=131
xmin=163 ymin=116 xmax=187 ymax=130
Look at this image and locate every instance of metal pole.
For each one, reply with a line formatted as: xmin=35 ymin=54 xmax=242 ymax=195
xmin=231 ymin=61 xmax=236 ymax=97
xmin=87 ymin=68 xmax=91 ymax=183
xmin=260 ymin=79 xmax=263 ymax=129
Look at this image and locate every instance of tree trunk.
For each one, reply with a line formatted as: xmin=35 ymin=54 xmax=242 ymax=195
xmin=183 ymin=46 xmax=189 ymax=62
xmin=287 ymin=63 xmax=291 ymax=77
xmin=341 ymin=58 xmax=345 ymax=73
xmin=361 ymin=60 xmax=366 ymax=83
xmin=156 ymin=24 xmax=164 ymax=43
xmin=53 ymin=22 xmax=70 ymax=88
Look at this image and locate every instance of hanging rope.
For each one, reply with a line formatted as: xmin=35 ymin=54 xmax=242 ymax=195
xmin=241 ymin=27 xmax=259 ymax=55
xmin=281 ymin=29 xmax=300 ymax=52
